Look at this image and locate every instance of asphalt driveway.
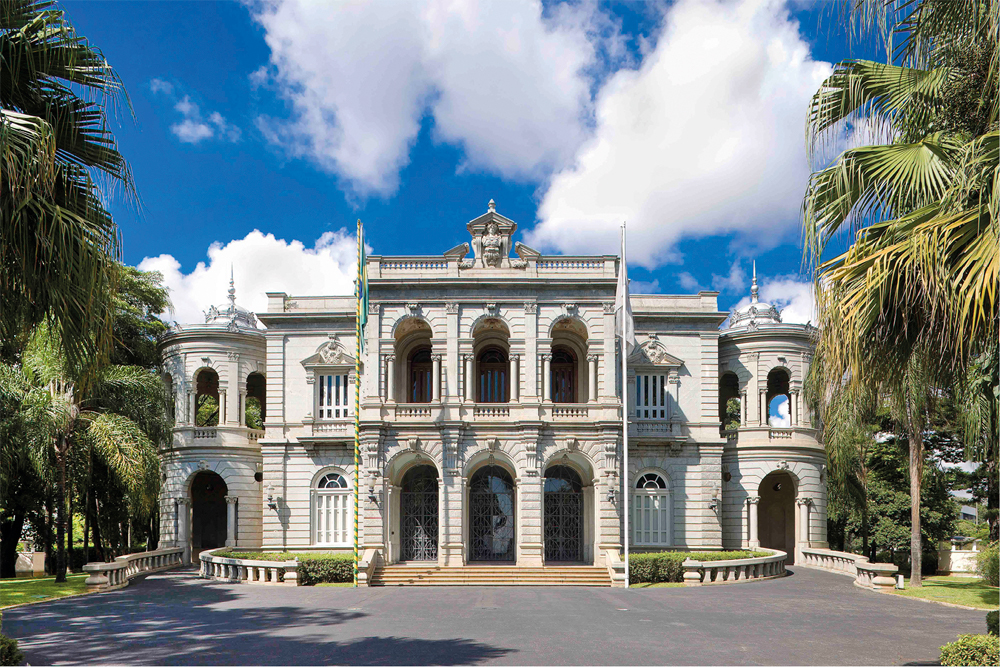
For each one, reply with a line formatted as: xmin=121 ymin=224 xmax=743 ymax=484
xmin=2 ymin=567 xmax=987 ymax=665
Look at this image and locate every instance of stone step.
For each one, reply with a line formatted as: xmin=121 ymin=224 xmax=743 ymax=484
xmin=371 ymin=565 xmax=612 ymax=586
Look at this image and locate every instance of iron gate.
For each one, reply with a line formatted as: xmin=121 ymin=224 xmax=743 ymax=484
xmin=469 ymin=464 xmax=516 ymax=561
xmin=400 ymin=466 xmax=438 ymax=561
xmin=544 ymin=465 xmax=583 ymax=562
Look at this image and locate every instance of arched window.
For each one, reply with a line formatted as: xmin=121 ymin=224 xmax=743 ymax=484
xmin=767 ymin=369 xmax=791 ymax=428
xmin=195 ymin=369 xmax=219 ymax=426
xmin=633 ymin=472 xmax=671 ymax=546
xmin=246 ymin=372 xmax=266 ymax=429
xmin=408 ymin=347 xmax=432 ymax=403
xmin=478 ymin=347 xmax=508 ymax=403
xmin=719 ymin=372 xmax=740 ymax=432
xmin=312 ymin=472 xmax=351 ymax=546
xmin=550 ymin=347 xmax=577 ymax=403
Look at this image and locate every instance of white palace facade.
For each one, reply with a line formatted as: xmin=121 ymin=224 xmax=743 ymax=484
xmin=157 ymin=202 xmax=827 ymax=576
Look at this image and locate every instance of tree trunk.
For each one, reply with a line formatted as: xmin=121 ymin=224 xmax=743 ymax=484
xmin=67 ymin=473 xmax=74 ymax=572
xmin=82 ymin=486 xmax=90 ymax=565
xmin=861 ymin=502 xmax=869 ymax=556
xmin=0 ymin=511 xmax=26 ymax=579
xmin=55 ymin=445 xmax=67 ymax=583
xmin=92 ymin=494 xmax=104 ymax=562
xmin=908 ymin=428 xmax=923 ymax=587
xmin=44 ymin=493 xmax=54 ymax=575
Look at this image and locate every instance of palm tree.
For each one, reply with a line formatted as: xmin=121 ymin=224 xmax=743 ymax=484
xmin=1 ymin=0 xmax=135 ymax=369
xmin=803 ymin=0 xmax=998 ymax=585
xmin=0 ymin=328 xmax=163 ymax=581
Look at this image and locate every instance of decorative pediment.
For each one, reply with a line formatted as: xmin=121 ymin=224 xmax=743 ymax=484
xmin=466 ymin=200 xmax=518 ymax=268
xmin=443 ymin=243 xmax=470 ymax=260
xmin=630 ymin=337 xmax=684 ymax=367
xmin=301 ymin=336 xmax=355 ymax=368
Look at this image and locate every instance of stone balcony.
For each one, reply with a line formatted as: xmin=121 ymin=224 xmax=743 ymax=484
xmin=722 ymin=425 xmax=823 ymax=450
xmin=170 ymin=425 xmax=265 ymax=450
xmin=628 ymin=418 xmax=684 ymax=441
xmin=367 ymin=254 xmax=618 ymax=282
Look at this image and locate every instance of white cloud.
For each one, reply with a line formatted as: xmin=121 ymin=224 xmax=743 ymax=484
xmin=138 ymin=230 xmax=358 ymax=325
xmin=631 ymin=278 xmax=660 ymax=294
xmin=676 ymin=272 xmax=702 ymax=291
xmin=769 ymin=394 xmax=790 ymax=427
xmin=150 ymin=82 xmax=242 ymax=145
xmin=729 ymin=274 xmax=815 ymax=324
xmin=249 ymin=0 xmax=610 ymax=196
xmin=711 ymin=260 xmax=747 ymax=293
xmin=527 ymin=0 xmax=832 ymax=267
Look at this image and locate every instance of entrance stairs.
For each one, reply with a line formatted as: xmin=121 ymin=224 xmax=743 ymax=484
xmin=370 ymin=564 xmax=612 ymax=587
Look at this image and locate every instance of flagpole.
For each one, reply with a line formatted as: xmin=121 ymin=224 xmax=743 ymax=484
xmin=353 ymin=219 xmax=362 ymax=588
xmin=622 ymin=223 xmax=630 ymax=589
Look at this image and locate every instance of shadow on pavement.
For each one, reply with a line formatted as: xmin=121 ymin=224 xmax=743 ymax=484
xmin=5 ymin=569 xmax=513 ymax=666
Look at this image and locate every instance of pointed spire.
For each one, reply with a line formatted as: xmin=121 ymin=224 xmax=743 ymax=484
xmin=488 ymin=198 xmax=496 ymax=212
xmin=750 ymin=260 xmax=759 ymax=304
xmin=228 ymin=264 xmax=236 ymax=310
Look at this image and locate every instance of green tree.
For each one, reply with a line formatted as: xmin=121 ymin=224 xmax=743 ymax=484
xmin=1 ymin=0 xmax=135 ymax=369
xmin=803 ymin=0 xmax=998 ymax=585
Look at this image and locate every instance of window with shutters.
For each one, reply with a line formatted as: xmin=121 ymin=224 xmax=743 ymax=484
xmin=408 ymin=347 xmax=433 ymax=403
xmin=317 ymin=373 xmax=351 ymax=419
xmin=550 ymin=347 xmax=577 ymax=403
xmin=635 ymin=372 xmax=670 ymax=419
xmin=478 ymin=347 xmax=509 ymax=403
xmin=632 ymin=472 xmax=671 ymax=546
xmin=312 ymin=472 xmax=352 ymax=546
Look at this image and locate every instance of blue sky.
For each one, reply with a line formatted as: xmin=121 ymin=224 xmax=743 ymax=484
xmin=63 ymin=0 xmax=876 ymax=325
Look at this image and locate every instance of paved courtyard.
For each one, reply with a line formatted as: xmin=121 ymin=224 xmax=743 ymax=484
xmin=3 ymin=566 xmax=986 ymax=665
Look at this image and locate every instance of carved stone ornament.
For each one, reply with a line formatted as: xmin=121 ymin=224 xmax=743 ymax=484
xmin=201 ymin=357 xmax=212 ymax=366
xmin=408 ymin=437 xmax=420 ymax=452
xmin=603 ymin=302 xmax=615 ymax=314
xmin=635 ymin=339 xmax=683 ymax=367
xmin=566 ymin=437 xmax=578 ymax=451
xmin=227 ymin=351 xmax=240 ymax=361
xmin=446 ymin=302 xmax=460 ymax=314
xmin=524 ymin=303 xmax=537 ymax=314
xmin=368 ymin=302 xmax=381 ymax=315
xmin=198 ymin=460 xmax=209 ymax=471
xmin=778 ymin=460 xmax=789 ymax=471
xmin=482 ymin=222 xmax=503 ymax=267
xmin=406 ymin=303 xmax=420 ymax=315
xmin=563 ymin=303 xmax=578 ymax=315
xmin=486 ymin=303 xmax=499 ymax=316
xmin=317 ymin=339 xmax=352 ymax=365
xmin=486 ymin=437 xmax=500 ymax=453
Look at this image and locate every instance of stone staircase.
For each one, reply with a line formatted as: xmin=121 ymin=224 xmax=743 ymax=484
xmin=370 ymin=564 xmax=612 ymax=586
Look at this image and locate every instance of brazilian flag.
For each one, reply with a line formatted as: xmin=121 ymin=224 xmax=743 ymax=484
xmin=357 ymin=220 xmax=368 ymax=352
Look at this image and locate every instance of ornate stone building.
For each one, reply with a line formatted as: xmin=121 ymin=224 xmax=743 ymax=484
xmin=158 ymin=202 xmax=826 ymax=575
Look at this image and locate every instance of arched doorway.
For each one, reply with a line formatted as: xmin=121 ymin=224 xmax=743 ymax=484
xmin=469 ymin=462 xmax=516 ymax=562
xmin=246 ymin=372 xmax=266 ymax=428
xmin=399 ymin=466 xmax=438 ymax=561
xmin=759 ymin=471 xmax=795 ymax=562
xmin=544 ymin=465 xmax=584 ymax=562
xmin=191 ymin=471 xmax=227 ymax=550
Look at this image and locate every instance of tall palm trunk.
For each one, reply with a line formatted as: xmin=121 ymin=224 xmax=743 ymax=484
xmin=907 ymin=428 xmax=924 ymax=587
xmin=55 ymin=438 xmax=67 ymax=583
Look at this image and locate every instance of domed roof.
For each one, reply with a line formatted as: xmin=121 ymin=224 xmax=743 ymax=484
xmin=203 ymin=268 xmax=258 ymax=331
xmin=727 ymin=261 xmax=781 ymax=329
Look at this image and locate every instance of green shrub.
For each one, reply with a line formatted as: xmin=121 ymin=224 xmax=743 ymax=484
xmin=976 ymin=542 xmax=999 ymax=587
xmin=628 ymin=551 xmax=759 ymax=584
xmin=987 ymin=610 xmax=998 ymax=637
xmin=0 ymin=634 xmax=23 ymax=667
xmin=297 ymin=554 xmax=354 ymax=585
xmin=939 ymin=634 xmax=999 ymax=667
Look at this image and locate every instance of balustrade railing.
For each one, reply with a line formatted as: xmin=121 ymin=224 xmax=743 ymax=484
xmin=473 ymin=404 xmax=510 ymax=418
xmin=768 ymin=429 xmax=793 ymax=439
xmin=382 ymin=260 xmax=447 ymax=271
xmin=537 ymin=259 xmax=604 ymax=271
xmin=395 ymin=404 xmax=433 ymax=419
xmin=83 ymin=547 xmax=185 ymax=591
xmin=799 ymin=547 xmax=899 ymax=590
xmin=193 ymin=428 xmax=218 ymax=439
xmin=248 ymin=429 xmax=264 ymax=443
xmin=552 ymin=404 xmax=589 ymax=418
xmin=681 ymin=549 xmax=787 ymax=585
xmin=200 ymin=548 xmax=300 ymax=586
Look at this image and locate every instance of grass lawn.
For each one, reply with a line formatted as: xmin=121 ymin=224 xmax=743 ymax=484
xmin=630 ymin=582 xmax=687 ymax=588
xmin=890 ymin=576 xmax=999 ymax=610
xmin=1 ymin=574 xmax=91 ymax=609
xmin=316 ymin=582 xmax=354 ymax=587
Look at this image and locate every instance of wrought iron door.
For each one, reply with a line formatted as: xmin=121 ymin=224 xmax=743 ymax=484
xmin=544 ymin=465 xmax=584 ymax=562
xmin=400 ymin=466 xmax=438 ymax=561
xmin=469 ymin=465 xmax=516 ymax=561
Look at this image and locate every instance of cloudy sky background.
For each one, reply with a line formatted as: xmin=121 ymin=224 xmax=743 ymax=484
xmin=65 ymin=0 xmax=869 ymax=326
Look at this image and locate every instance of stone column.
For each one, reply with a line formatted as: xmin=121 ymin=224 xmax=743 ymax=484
xmin=748 ymin=496 xmax=760 ymax=548
xmin=385 ymin=354 xmax=396 ymax=403
xmin=626 ymin=370 xmax=636 ymax=417
xmin=432 ymin=354 xmax=442 ymax=402
xmin=176 ymin=498 xmax=191 ymax=564
xmin=740 ymin=390 xmax=748 ymax=426
xmin=510 ymin=354 xmax=520 ymax=402
xmin=668 ymin=372 xmax=681 ymax=422
xmin=760 ymin=388 xmax=768 ymax=426
xmin=187 ymin=390 xmax=195 ymax=424
xmin=239 ymin=390 xmax=248 ymax=426
xmin=791 ymin=390 xmax=800 ymax=426
xmin=541 ymin=354 xmax=552 ymax=401
xmin=464 ymin=354 xmax=474 ymax=402
xmin=225 ymin=496 xmax=238 ymax=547
xmin=796 ymin=497 xmax=812 ymax=562
xmin=587 ymin=355 xmax=598 ymax=403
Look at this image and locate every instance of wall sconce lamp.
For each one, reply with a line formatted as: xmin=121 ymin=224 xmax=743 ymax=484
xmin=607 ymin=488 xmax=616 ymax=504
xmin=368 ymin=487 xmax=379 ymax=504
xmin=266 ymin=484 xmax=278 ymax=511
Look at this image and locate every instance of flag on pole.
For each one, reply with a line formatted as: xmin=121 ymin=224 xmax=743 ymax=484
xmin=615 ymin=225 xmax=637 ymax=354
xmin=357 ymin=224 xmax=369 ymax=352
xmin=615 ymin=223 xmax=635 ymax=589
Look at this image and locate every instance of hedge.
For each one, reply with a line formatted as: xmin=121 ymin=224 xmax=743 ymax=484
xmin=223 ymin=551 xmax=354 ymax=585
xmin=976 ymin=542 xmax=999 ymax=587
xmin=939 ymin=634 xmax=999 ymax=667
xmin=988 ymin=610 xmax=998 ymax=637
xmin=0 ymin=634 xmax=23 ymax=667
xmin=629 ymin=551 xmax=759 ymax=584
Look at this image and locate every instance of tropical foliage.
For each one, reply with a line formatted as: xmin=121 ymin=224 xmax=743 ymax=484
xmin=804 ymin=0 xmax=999 ymax=584
xmin=1 ymin=0 xmax=136 ymax=369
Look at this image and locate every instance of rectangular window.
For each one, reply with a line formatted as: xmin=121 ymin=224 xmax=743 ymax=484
xmin=635 ymin=373 xmax=670 ymax=419
xmin=318 ymin=373 xmax=351 ymax=419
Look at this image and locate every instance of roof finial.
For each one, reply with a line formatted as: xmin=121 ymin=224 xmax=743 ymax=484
xmin=488 ymin=198 xmax=496 ymax=212
xmin=750 ymin=260 xmax=759 ymax=304
xmin=228 ymin=264 xmax=236 ymax=309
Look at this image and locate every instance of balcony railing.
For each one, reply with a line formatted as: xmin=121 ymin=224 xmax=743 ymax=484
xmin=472 ymin=404 xmax=510 ymax=419
xmin=395 ymin=404 xmax=433 ymax=419
xmin=193 ymin=427 xmax=217 ymax=439
xmin=552 ymin=404 xmax=589 ymax=419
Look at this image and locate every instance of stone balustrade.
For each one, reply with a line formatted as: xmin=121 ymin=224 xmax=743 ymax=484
xmin=395 ymin=404 xmax=433 ymax=419
xmin=357 ymin=548 xmax=382 ymax=586
xmin=552 ymin=404 xmax=589 ymax=418
xmin=604 ymin=549 xmax=627 ymax=588
xmin=199 ymin=548 xmax=300 ymax=585
xmin=83 ymin=547 xmax=185 ymax=591
xmin=193 ymin=427 xmax=217 ymax=439
xmin=681 ymin=549 xmax=787 ymax=586
xmin=799 ymin=547 xmax=899 ymax=591
xmin=472 ymin=404 xmax=510 ymax=418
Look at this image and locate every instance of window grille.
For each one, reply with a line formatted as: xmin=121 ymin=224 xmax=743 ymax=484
xmin=635 ymin=373 xmax=670 ymax=419
xmin=313 ymin=473 xmax=351 ymax=546
xmin=318 ymin=373 xmax=350 ymax=419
